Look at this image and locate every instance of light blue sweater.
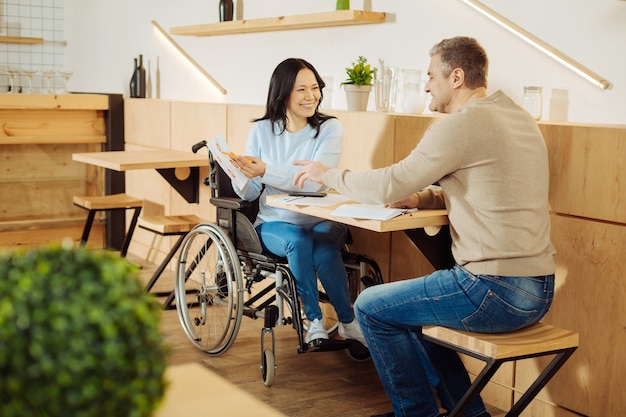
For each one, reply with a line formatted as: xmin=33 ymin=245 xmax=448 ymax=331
xmin=233 ymin=118 xmax=343 ymax=226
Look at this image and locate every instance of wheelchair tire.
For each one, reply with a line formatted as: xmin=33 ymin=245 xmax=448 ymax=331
xmin=175 ymin=223 xmax=244 ymax=356
xmin=262 ymin=348 xmax=275 ymax=387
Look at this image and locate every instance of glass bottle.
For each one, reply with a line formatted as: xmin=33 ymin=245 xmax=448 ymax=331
xmin=129 ymin=58 xmax=138 ymax=98
xmin=219 ymin=0 xmax=234 ymax=21
xmin=522 ymin=86 xmax=543 ymax=121
xmin=135 ymin=55 xmax=146 ymax=98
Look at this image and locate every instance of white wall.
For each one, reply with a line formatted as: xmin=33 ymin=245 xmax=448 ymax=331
xmin=65 ymin=0 xmax=626 ymax=125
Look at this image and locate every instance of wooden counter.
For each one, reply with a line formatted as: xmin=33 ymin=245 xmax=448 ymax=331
xmin=0 ymin=94 xmax=114 ymax=248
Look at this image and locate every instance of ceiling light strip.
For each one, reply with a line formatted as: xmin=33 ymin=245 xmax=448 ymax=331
xmin=460 ymin=0 xmax=611 ymax=90
xmin=151 ymin=20 xmax=227 ymax=95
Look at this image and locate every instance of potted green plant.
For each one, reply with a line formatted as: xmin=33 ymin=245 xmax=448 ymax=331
xmin=0 ymin=243 xmax=169 ymax=417
xmin=342 ymin=55 xmax=376 ymax=111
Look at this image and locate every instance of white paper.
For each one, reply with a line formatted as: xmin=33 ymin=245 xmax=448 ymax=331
xmin=331 ymin=204 xmax=417 ymax=220
xmin=277 ymin=193 xmax=350 ymax=207
xmin=207 ymin=134 xmax=249 ymax=189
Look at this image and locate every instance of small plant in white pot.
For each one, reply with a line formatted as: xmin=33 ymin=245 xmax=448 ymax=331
xmin=342 ymin=55 xmax=376 ymax=111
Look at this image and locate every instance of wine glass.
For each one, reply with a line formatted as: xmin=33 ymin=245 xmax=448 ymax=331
xmin=21 ymin=69 xmax=38 ymax=94
xmin=7 ymin=67 xmax=20 ymax=94
xmin=59 ymin=70 xmax=73 ymax=94
xmin=41 ymin=69 xmax=56 ymax=94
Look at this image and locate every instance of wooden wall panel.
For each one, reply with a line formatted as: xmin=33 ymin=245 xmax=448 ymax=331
xmin=226 ymin=104 xmax=261 ymax=153
xmin=393 ymin=114 xmax=442 ymax=160
xmin=541 ymin=123 xmax=626 ymax=224
xmin=515 ymin=214 xmax=626 ymax=417
xmin=170 ymin=101 xmax=227 ymax=220
xmin=124 ymin=99 xmax=171 ymax=148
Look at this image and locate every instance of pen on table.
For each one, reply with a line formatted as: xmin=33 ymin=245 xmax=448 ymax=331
xmin=223 ymin=151 xmax=256 ymax=164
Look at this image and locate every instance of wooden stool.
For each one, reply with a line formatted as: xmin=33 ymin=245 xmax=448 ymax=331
xmin=422 ymin=323 xmax=579 ymax=417
xmin=73 ymin=193 xmax=143 ymax=257
xmin=138 ymin=214 xmax=204 ymax=309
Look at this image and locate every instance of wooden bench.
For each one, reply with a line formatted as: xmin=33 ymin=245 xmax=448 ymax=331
xmin=73 ymin=193 xmax=143 ymax=257
xmin=138 ymin=214 xmax=204 ymax=309
xmin=422 ymin=323 xmax=579 ymax=417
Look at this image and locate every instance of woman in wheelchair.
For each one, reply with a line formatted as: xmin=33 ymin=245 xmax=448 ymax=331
xmin=227 ymin=58 xmax=366 ymax=347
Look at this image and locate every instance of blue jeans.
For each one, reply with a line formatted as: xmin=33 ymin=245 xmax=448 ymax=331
xmin=255 ymin=221 xmax=354 ymax=323
xmin=354 ymin=264 xmax=554 ymax=417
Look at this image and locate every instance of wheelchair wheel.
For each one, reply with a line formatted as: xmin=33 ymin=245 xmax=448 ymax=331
xmin=261 ymin=349 xmax=275 ymax=387
xmin=175 ymin=223 xmax=244 ymax=356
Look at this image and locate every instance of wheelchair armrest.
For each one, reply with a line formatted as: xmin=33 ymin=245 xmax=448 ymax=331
xmin=210 ymin=196 xmax=252 ymax=211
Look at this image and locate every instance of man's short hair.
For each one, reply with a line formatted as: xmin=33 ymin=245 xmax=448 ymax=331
xmin=430 ymin=36 xmax=489 ymax=89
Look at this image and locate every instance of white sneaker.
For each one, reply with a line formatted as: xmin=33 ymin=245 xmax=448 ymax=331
xmin=339 ymin=319 xmax=367 ymax=347
xmin=305 ymin=318 xmax=329 ymax=344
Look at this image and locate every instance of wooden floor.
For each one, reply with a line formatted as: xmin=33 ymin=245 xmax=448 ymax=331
xmin=136 ymin=256 xmax=504 ymax=417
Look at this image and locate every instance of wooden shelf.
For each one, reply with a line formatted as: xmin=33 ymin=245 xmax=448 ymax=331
xmin=0 ymin=135 xmax=106 ymax=145
xmin=0 ymin=36 xmax=44 ymax=44
xmin=170 ymin=10 xmax=386 ymax=37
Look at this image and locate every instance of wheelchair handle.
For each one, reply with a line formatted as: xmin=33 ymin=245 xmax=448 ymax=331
xmin=192 ymin=140 xmax=207 ymax=153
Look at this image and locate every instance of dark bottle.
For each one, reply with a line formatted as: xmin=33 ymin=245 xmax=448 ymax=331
xmin=129 ymin=58 xmax=138 ymax=97
xmin=135 ymin=54 xmax=146 ymax=98
xmin=219 ymin=0 xmax=233 ymax=21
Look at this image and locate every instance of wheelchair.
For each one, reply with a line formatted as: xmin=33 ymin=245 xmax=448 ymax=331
xmin=174 ymin=140 xmax=384 ymax=386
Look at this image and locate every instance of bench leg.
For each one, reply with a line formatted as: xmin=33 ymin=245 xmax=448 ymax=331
xmin=447 ymin=358 xmax=503 ymax=417
xmin=79 ymin=210 xmax=97 ymax=246
xmin=506 ymin=347 xmax=577 ymax=417
xmin=120 ymin=206 xmax=142 ymax=257
xmin=145 ymin=234 xmax=186 ymax=310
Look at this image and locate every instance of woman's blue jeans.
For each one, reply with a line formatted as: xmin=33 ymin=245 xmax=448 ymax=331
xmin=354 ymin=264 xmax=554 ymax=417
xmin=255 ymin=220 xmax=354 ymax=323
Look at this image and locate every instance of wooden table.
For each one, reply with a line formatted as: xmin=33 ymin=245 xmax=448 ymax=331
xmin=267 ymin=194 xmax=448 ymax=233
xmin=72 ymin=149 xmax=209 ymax=203
xmin=267 ymin=194 xmax=454 ymax=269
xmin=154 ymin=363 xmax=288 ymax=417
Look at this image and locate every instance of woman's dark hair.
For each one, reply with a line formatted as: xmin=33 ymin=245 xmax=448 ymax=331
xmin=254 ymin=58 xmax=335 ymax=137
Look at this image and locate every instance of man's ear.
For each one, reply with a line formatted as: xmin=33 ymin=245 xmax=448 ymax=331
xmin=450 ymin=68 xmax=464 ymax=88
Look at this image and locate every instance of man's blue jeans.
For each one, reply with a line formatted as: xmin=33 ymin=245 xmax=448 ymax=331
xmin=355 ymin=264 xmax=554 ymax=417
xmin=256 ymin=220 xmax=353 ymax=323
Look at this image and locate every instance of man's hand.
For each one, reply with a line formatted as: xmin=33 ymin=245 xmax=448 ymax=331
xmin=386 ymin=193 xmax=419 ymax=209
xmin=292 ymin=160 xmax=330 ymax=188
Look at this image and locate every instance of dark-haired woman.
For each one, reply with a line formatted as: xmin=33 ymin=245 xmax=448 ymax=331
xmin=230 ymin=58 xmax=365 ymax=346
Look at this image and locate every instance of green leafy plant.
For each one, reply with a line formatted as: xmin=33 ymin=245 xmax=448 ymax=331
xmin=342 ymin=55 xmax=376 ymax=86
xmin=0 ymin=243 xmax=169 ymax=417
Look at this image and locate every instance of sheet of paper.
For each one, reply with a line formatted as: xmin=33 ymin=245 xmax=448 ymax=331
xmin=207 ymin=134 xmax=249 ymax=189
xmin=331 ymin=204 xmax=417 ymax=220
xmin=277 ymin=193 xmax=351 ymax=207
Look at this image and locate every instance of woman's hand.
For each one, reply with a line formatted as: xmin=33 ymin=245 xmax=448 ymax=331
xmin=234 ymin=156 xmax=265 ymax=179
xmin=292 ymin=160 xmax=330 ymax=188
xmin=386 ymin=193 xmax=419 ymax=209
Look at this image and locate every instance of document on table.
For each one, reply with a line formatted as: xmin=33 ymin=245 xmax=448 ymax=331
xmin=331 ymin=204 xmax=417 ymax=221
xmin=207 ymin=134 xmax=249 ymax=189
xmin=276 ymin=193 xmax=351 ymax=207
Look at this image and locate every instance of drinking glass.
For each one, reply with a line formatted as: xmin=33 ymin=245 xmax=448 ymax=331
xmin=22 ymin=69 xmax=38 ymax=94
xmin=59 ymin=70 xmax=73 ymax=94
xmin=7 ymin=67 xmax=20 ymax=94
xmin=42 ymin=70 xmax=56 ymax=94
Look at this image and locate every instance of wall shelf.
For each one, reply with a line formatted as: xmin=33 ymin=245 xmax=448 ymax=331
xmin=170 ymin=10 xmax=386 ymax=37
xmin=0 ymin=36 xmax=44 ymax=44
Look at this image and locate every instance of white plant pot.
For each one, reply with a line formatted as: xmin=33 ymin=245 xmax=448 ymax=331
xmin=343 ymin=84 xmax=372 ymax=111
